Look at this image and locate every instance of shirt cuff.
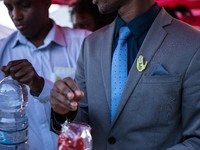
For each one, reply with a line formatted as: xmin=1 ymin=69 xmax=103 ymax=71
xmin=31 ymin=78 xmax=53 ymax=103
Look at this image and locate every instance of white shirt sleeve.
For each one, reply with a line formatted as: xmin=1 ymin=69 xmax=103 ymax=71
xmin=33 ymin=78 xmax=54 ymax=103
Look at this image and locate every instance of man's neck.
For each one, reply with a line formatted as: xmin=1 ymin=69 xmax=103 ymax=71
xmin=118 ymin=0 xmax=155 ymax=23
xmin=28 ymin=19 xmax=53 ymax=48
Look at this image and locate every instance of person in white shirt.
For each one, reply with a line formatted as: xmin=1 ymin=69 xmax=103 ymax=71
xmin=0 ymin=0 xmax=90 ymax=149
xmin=0 ymin=24 xmax=14 ymax=39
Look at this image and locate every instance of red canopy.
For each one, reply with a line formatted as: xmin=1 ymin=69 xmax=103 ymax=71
xmin=155 ymin=0 xmax=200 ymax=9
xmin=52 ymin=0 xmax=77 ymax=6
xmin=52 ymin=0 xmax=200 ymax=8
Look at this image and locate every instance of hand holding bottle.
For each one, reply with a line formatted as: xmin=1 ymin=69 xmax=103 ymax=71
xmin=1 ymin=59 xmax=44 ymax=95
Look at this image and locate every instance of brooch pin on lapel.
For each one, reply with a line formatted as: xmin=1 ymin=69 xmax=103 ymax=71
xmin=137 ymin=55 xmax=148 ymax=72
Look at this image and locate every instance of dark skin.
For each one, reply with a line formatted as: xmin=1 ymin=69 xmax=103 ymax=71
xmin=1 ymin=59 xmax=44 ymax=94
xmin=1 ymin=0 xmax=53 ymax=94
xmin=51 ymin=77 xmax=83 ymax=114
xmin=4 ymin=0 xmax=52 ymax=47
xmin=72 ymin=12 xmax=97 ymax=31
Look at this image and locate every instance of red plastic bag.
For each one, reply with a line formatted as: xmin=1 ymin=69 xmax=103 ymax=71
xmin=58 ymin=120 xmax=92 ymax=150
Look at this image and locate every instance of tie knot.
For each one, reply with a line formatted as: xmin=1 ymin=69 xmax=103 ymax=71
xmin=118 ymin=26 xmax=131 ymax=40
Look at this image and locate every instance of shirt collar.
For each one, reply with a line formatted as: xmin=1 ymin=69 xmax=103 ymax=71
xmin=11 ymin=31 xmax=29 ymax=48
xmin=11 ymin=20 xmax=67 ymax=49
xmin=44 ymin=21 xmax=67 ymax=47
xmin=115 ymin=3 xmax=160 ymax=38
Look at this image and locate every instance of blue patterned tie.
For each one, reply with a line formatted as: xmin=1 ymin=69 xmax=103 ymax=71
xmin=111 ymin=26 xmax=131 ymax=123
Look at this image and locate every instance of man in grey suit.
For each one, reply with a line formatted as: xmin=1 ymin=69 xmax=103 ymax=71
xmin=50 ymin=0 xmax=200 ymax=149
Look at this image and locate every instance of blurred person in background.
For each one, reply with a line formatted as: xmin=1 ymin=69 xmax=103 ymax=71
xmin=0 ymin=0 xmax=90 ymax=149
xmin=164 ymin=5 xmax=197 ymax=27
xmin=70 ymin=0 xmax=116 ymax=31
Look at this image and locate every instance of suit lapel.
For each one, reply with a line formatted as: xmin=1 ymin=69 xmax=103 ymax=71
xmin=101 ymin=21 xmax=116 ymax=109
xmin=112 ymin=8 xmax=173 ymax=125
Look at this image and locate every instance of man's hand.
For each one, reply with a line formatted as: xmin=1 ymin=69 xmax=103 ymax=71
xmin=1 ymin=59 xmax=44 ymax=94
xmin=50 ymin=77 xmax=84 ymax=115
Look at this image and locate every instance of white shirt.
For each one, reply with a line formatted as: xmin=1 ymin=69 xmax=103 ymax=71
xmin=0 ymin=23 xmax=90 ymax=150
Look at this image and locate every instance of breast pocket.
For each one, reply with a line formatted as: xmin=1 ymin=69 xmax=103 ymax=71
xmin=141 ymin=75 xmax=181 ymax=84
xmin=136 ymin=75 xmax=182 ymax=125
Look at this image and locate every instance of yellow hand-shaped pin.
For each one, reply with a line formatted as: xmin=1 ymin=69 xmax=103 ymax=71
xmin=137 ymin=55 xmax=148 ymax=72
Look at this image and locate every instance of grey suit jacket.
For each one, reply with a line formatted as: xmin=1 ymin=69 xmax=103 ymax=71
xmin=54 ymin=8 xmax=200 ymax=150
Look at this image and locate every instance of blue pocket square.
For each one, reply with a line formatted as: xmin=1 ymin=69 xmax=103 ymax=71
xmin=150 ymin=64 xmax=169 ymax=76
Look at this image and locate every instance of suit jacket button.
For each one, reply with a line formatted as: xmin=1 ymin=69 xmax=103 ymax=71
xmin=108 ymin=137 xmax=116 ymax=144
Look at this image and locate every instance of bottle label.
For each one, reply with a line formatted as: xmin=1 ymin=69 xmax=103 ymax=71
xmin=0 ymin=126 xmax=28 ymax=145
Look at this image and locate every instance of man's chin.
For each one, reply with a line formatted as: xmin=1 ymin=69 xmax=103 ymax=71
xmin=19 ymin=31 xmax=32 ymax=39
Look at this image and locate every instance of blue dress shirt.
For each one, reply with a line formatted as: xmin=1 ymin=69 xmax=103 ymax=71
xmin=0 ymin=21 xmax=90 ymax=150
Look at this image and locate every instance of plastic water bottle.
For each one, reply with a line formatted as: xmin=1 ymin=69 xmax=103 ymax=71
xmin=0 ymin=76 xmax=28 ymax=150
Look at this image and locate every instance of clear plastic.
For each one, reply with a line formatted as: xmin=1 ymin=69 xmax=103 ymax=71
xmin=0 ymin=76 xmax=28 ymax=150
xmin=58 ymin=120 xmax=92 ymax=150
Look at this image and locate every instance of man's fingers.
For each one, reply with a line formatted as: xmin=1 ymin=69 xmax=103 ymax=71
xmin=63 ymin=77 xmax=84 ymax=102
xmin=51 ymin=87 xmax=69 ymax=107
xmin=0 ymin=66 xmax=8 ymax=77
xmin=50 ymin=78 xmax=83 ymax=114
xmin=1 ymin=59 xmax=30 ymax=77
xmin=51 ymin=99 xmax=70 ymax=115
xmin=50 ymin=88 xmax=78 ymax=114
xmin=55 ymin=78 xmax=75 ymax=100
